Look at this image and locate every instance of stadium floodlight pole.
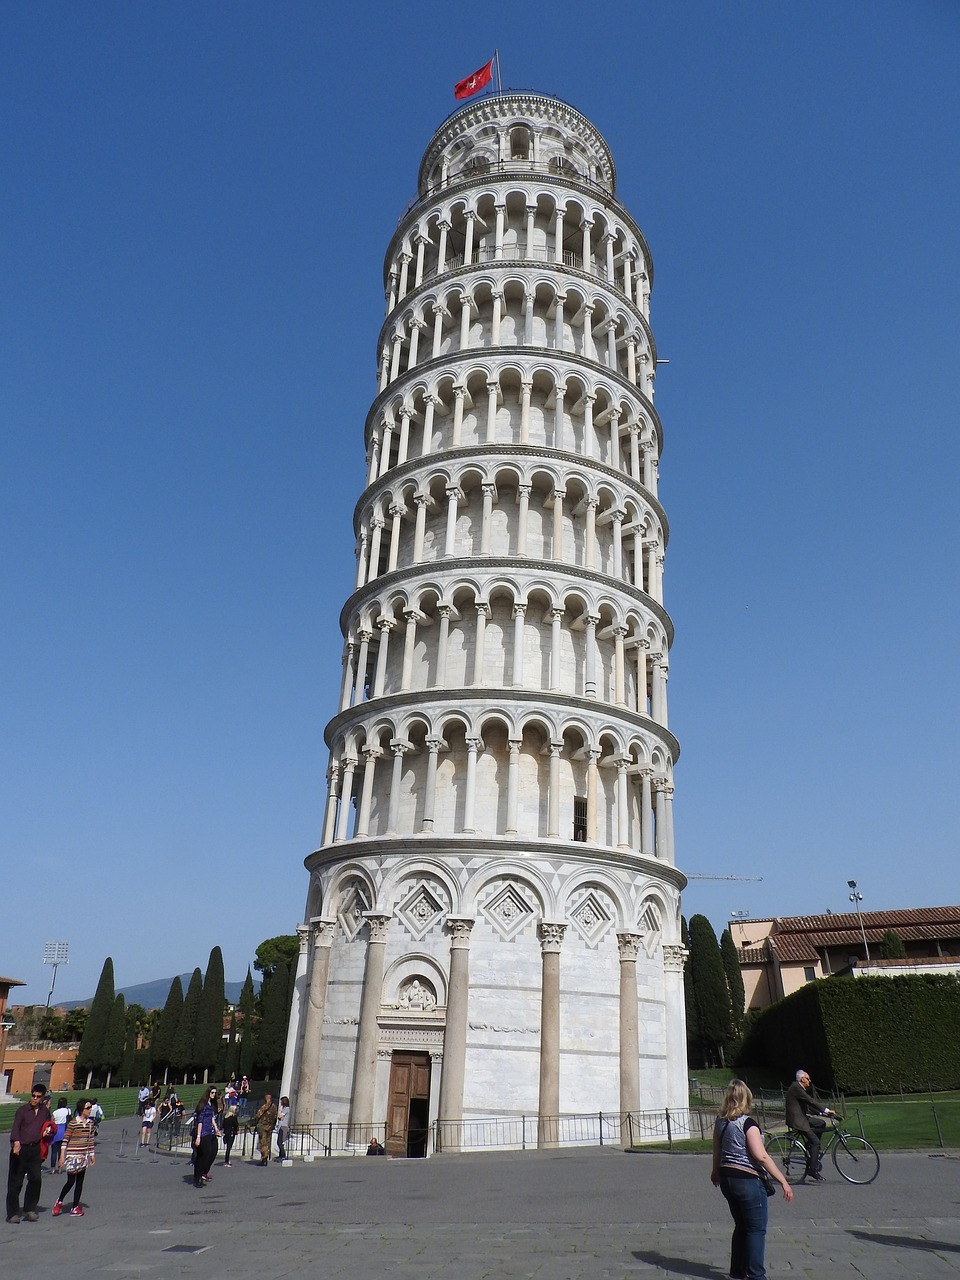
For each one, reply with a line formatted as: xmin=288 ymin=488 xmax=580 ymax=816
xmin=43 ymin=941 xmax=70 ymax=1009
xmin=847 ymin=881 xmax=870 ymax=964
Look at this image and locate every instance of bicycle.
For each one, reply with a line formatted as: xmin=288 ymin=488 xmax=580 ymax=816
xmin=765 ymin=1119 xmax=879 ymax=1185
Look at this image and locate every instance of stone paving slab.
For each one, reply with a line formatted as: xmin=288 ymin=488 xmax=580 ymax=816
xmin=4 ymin=1123 xmax=960 ymax=1277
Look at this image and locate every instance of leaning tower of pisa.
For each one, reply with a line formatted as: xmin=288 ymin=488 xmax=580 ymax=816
xmin=282 ymin=91 xmax=688 ymax=1155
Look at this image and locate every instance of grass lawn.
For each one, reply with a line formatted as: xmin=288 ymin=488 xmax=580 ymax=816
xmin=0 ymin=1080 xmax=279 ymax=1133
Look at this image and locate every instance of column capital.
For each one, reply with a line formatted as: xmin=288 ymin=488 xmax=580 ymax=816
xmin=361 ymin=744 xmax=383 ymax=763
xmin=617 ymin=932 xmax=643 ymax=962
xmin=376 ymin=617 xmax=397 ymax=634
xmin=363 ymin=912 xmax=392 ymax=943
xmin=446 ymin=916 xmax=476 ymax=948
xmin=425 ymin=735 xmax=447 ymax=754
xmin=663 ymin=944 xmax=689 ymax=974
xmin=512 ymin=602 xmax=527 ymax=618
xmin=538 ymin=920 xmax=567 ymax=953
xmin=475 ymin=601 xmax=491 ymax=619
xmin=465 ymin=735 xmax=485 ymax=753
xmin=296 ymin=923 xmax=311 ymax=952
xmin=309 ymin=917 xmax=337 ymax=948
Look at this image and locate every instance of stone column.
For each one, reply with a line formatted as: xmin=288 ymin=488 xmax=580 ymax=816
xmin=552 ymin=488 xmax=565 ymax=558
xmin=293 ymin=918 xmax=337 ymax=1125
xmin=480 ymin=483 xmax=495 ymax=553
xmin=280 ymin=924 xmax=311 ymax=1102
xmin=421 ymin=395 xmax=437 ymax=455
xmin=321 ymin=762 xmax=340 ymax=845
xmin=549 ymin=608 xmax=563 ymax=691
xmin=617 ymin=932 xmax=642 ymax=1138
xmin=584 ymin=613 xmax=599 ymax=699
xmin=387 ymin=503 xmax=403 ymax=572
xmin=472 ymin=602 xmax=489 ymax=685
xmin=366 ymin=518 xmax=384 ymax=584
xmin=400 ymin=608 xmax=420 ymax=690
xmin=463 ymin=736 xmax=483 ymax=832
xmin=443 ymin=486 xmax=462 ymax=557
xmin=511 ymin=603 xmax=526 ymax=686
xmin=355 ymin=746 xmax=381 ymax=837
xmin=436 ymin=604 xmax=452 ymax=687
xmin=663 ymin=944 xmax=690 ymax=1111
xmin=585 ymin=747 xmax=600 ymax=842
xmin=339 ymin=641 xmax=355 ymax=711
xmin=352 ymin=630 xmax=372 ymax=705
xmin=334 ymin=756 xmax=357 ymax=842
xmin=372 ymin=618 xmax=395 ymax=698
xmin=639 ymin=768 xmax=654 ymax=857
xmin=452 ymin=385 xmax=465 ymax=446
xmin=517 ymin=484 xmax=531 ymax=554
xmin=615 ymin=756 xmax=630 ymax=849
xmin=654 ymin=778 xmax=668 ymax=860
xmin=584 ymin=497 xmax=597 ymax=569
xmin=506 ymin=738 xmax=521 ymax=834
xmin=386 ymin=741 xmax=409 ymax=834
xmin=519 ymin=379 xmax=532 ymax=443
xmin=349 ymin=913 xmax=391 ymax=1139
xmin=421 ymin=736 xmax=444 ymax=831
xmin=485 ymin=381 xmax=499 ymax=442
xmin=547 ymin=741 xmax=562 ymax=838
xmin=538 ymin=921 xmax=566 ymax=1148
xmin=438 ymin=916 xmax=475 ymax=1152
xmin=412 ymin=495 xmax=428 ymax=560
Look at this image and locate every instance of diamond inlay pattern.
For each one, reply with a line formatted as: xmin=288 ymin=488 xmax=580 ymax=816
xmin=481 ymin=881 xmax=535 ymax=941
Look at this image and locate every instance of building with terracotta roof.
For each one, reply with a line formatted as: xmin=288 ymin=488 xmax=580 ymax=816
xmin=730 ymin=907 xmax=960 ymax=1011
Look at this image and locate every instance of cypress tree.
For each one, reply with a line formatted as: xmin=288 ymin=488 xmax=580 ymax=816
xmin=237 ymin=968 xmax=257 ymax=1079
xmin=879 ymin=928 xmax=907 ymax=960
xmin=254 ymin=960 xmax=290 ymax=1077
xmin=195 ymin=946 xmax=226 ymax=1083
xmin=681 ymin=917 xmax=700 ymax=1062
xmin=171 ymin=968 xmax=203 ymax=1085
xmin=76 ymin=957 xmax=115 ymax=1089
xmin=150 ymin=976 xmax=183 ymax=1084
xmin=688 ymin=915 xmax=733 ymax=1066
xmin=101 ymin=993 xmax=126 ymax=1088
xmin=720 ymin=928 xmax=747 ymax=1037
xmin=121 ymin=1002 xmax=148 ymax=1086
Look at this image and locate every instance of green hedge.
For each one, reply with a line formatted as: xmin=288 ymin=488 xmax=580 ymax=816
xmin=737 ymin=974 xmax=960 ymax=1093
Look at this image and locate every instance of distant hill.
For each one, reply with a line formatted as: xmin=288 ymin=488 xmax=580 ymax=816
xmin=63 ymin=973 xmax=258 ymax=1011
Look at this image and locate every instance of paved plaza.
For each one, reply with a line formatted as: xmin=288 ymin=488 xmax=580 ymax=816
xmin=4 ymin=1121 xmax=960 ymax=1277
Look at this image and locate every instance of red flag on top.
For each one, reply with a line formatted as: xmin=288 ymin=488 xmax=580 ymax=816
xmin=454 ymin=59 xmax=494 ymax=100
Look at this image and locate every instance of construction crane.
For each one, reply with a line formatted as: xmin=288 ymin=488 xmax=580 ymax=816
xmin=685 ymin=874 xmax=763 ymax=882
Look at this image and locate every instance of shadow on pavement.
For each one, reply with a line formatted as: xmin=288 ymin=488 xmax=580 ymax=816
xmin=849 ymin=1230 xmax=960 ymax=1254
xmin=632 ymin=1252 xmax=727 ymax=1278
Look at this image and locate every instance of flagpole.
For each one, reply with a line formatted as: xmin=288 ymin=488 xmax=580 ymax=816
xmin=495 ymin=48 xmax=502 ymax=95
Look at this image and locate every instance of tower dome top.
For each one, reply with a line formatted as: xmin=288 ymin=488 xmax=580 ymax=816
xmin=418 ymin=91 xmax=616 ymax=200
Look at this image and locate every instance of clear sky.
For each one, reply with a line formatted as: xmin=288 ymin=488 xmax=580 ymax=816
xmin=3 ymin=2 xmax=958 ymax=1005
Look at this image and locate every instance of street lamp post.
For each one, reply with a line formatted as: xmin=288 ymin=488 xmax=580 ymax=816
xmin=847 ymin=881 xmax=870 ymax=965
xmin=43 ymin=941 xmax=70 ymax=1009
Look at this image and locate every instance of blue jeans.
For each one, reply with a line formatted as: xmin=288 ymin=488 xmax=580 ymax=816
xmin=718 ymin=1171 xmax=768 ymax=1279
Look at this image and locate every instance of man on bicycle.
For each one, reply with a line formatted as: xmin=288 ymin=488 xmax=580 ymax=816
xmin=785 ymin=1069 xmax=836 ymax=1181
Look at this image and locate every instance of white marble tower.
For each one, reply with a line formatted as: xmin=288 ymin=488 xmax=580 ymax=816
xmin=283 ymin=92 xmax=688 ymax=1154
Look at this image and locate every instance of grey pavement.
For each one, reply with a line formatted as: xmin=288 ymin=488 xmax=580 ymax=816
xmin=4 ymin=1120 xmax=960 ymax=1277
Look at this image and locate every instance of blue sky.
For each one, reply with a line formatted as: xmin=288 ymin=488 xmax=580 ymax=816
xmin=3 ymin=2 xmax=958 ymax=1005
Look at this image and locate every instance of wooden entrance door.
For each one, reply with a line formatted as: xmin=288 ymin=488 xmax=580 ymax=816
xmin=386 ymin=1051 xmax=431 ymax=1157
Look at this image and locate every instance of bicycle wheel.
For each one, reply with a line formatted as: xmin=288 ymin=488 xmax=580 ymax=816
xmin=832 ymin=1133 xmax=880 ymax=1185
xmin=767 ymin=1134 xmax=807 ymax=1184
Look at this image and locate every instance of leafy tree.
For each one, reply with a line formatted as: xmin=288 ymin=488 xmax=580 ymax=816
xmin=101 ymin=993 xmax=126 ymax=1088
xmin=150 ymin=977 xmax=183 ymax=1084
xmin=76 ymin=958 xmax=115 ymax=1088
xmin=237 ymin=967 xmax=258 ymax=1079
xmin=65 ymin=1007 xmax=88 ymax=1042
xmin=688 ymin=915 xmax=733 ymax=1067
xmin=879 ymin=929 xmax=907 ymax=960
xmin=720 ymin=928 xmax=747 ymax=1037
xmin=195 ymin=946 xmax=226 ymax=1083
xmin=254 ymin=960 xmax=290 ymax=1077
xmin=170 ymin=968 xmax=203 ymax=1084
xmin=254 ymin=935 xmax=299 ymax=976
